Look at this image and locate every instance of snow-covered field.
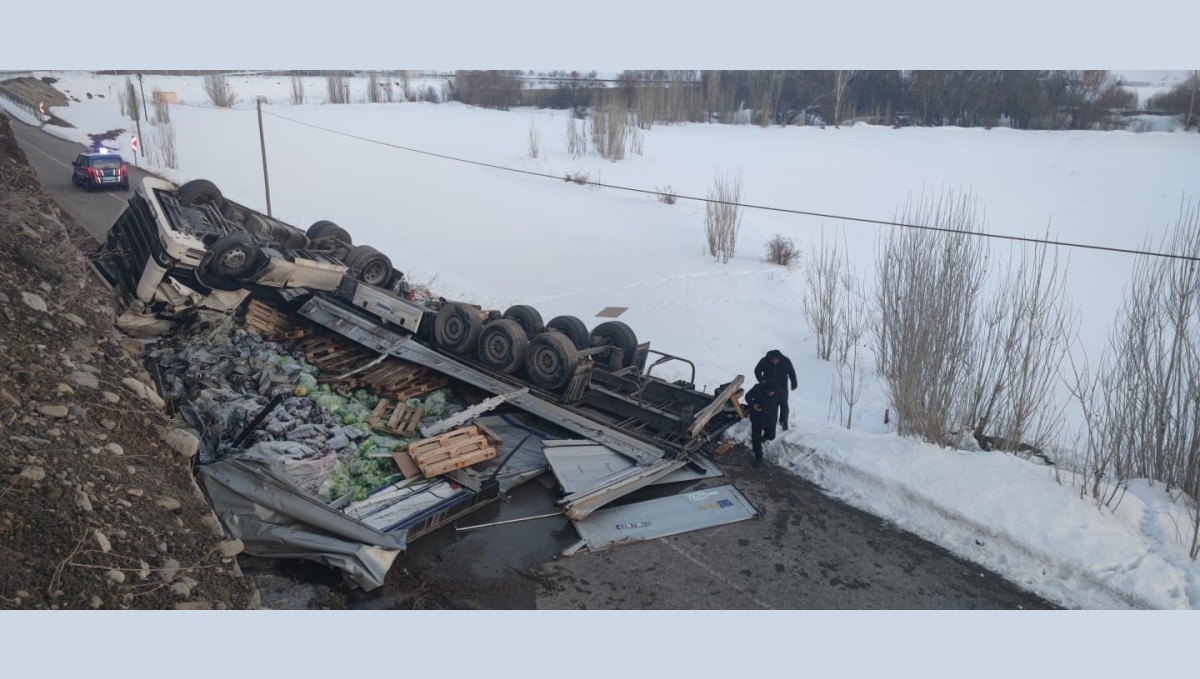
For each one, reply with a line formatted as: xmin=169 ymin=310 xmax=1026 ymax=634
xmin=10 ymin=71 xmax=1200 ymax=609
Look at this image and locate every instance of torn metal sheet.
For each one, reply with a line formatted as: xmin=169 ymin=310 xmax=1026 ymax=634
xmin=559 ymin=458 xmax=688 ymax=520
xmin=344 ymin=477 xmax=468 ymax=532
xmin=198 ymin=453 xmax=406 ymax=591
xmin=544 ymin=440 xmax=722 ymax=495
xmin=570 ymin=484 xmax=757 ymax=553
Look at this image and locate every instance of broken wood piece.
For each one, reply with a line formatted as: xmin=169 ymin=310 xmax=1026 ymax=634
xmin=391 ymin=447 xmax=423 ymax=479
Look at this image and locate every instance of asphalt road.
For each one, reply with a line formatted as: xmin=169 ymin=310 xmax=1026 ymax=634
xmin=8 ymin=116 xmax=154 ymax=242
xmin=10 ymin=113 xmax=1059 ymax=610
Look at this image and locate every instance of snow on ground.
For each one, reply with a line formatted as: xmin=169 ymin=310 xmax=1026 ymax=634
xmin=20 ymin=71 xmax=1200 ymax=609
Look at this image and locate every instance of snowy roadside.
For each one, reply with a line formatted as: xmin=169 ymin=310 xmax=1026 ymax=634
xmin=765 ymin=422 xmax=1200 ymax=609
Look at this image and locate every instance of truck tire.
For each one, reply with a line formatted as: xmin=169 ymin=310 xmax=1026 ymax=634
xmin=525 ymin=331 xmax=578 ymax=391
xmin=546 ymin=315 xmax=589 ymax=350
xmin=344 ymin=245 xmax=394 ymax=288
xmin=477 ymin=319 xmax=528 ymax=374
xmin=502 ymin=305 xmax=545 ymax=337
xmin=202 ymin=234 xmax=264 ymax=288
xmin=308 ymin=220 xmax=353 ymax=246
xmin=590 ymin=321 xmax=639 ymax=369
xmin=176 ymin=179 xmax=226 ymax=211
xmin=434 ymin=302 xmax=483 ymax=355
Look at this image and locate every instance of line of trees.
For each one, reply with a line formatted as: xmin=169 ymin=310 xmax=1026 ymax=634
xmin=450 ymin=70 xmax=1150 ymax=131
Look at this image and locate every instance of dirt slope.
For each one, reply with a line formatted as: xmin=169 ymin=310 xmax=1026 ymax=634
xmin=0 ymin=112 xmax=257 ymax=610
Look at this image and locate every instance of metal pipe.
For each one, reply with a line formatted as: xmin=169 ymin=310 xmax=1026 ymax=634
xmin=257 ymin=97 xmax=273 ymax=217
xmin=455 ymin=512 xmax=562 ymax=532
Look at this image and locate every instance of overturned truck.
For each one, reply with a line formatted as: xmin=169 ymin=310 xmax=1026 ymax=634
xmin=94 ymin=177 xmax=749 ymax=586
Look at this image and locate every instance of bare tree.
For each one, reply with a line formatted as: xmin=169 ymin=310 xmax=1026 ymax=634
xmin=1071 ymin=199 xmax=1200 ymax=557
xmin=124 ymin=77 xmax=141 ymax=121
xmin=831 ymin=70 xmax=856 ymax=127
xmin=325 ymin=73 xmax=350 ymax=104
xmin=959 ymin=235 xmax=1075 ymax=455
xmin=290 ymin=75 xmax=306 ymax=105
xmin=146 ymin=122 xmax=177 ymax=169
xmin=802 ymin=229 xmax=846 ymax=360
xmin=367 ymin=72 xmax=382 ymax=103
xmin=449 ymin=70 xmax=522 ymax=110
xmin=565 ymin=114 xmax=587 ymax=158
xmin=151 ymin=89 xmax=170 ymax=124
xmin=590 ymin=94 xmax=628 ymax=161
xmin=1188 ymin=70 xmax=1199 ymax=131
xmin=704 ymin=171 xmax=744 ymax=264
xmin=833 ymin=262 xmax=867 ymax=428
xmin=527 ymin=120 xmax=542 ymax=159
xmin=873 ymin=191 xmax=987 ymax=445
xmin=203 ymin=74 xmax=236 ymax=108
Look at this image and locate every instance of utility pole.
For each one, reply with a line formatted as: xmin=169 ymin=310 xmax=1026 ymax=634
xmin=257 ymin=97 xmax=273 ymax=217
xmin=137 ymin=73 xmax=148 ymax=122
xmin=134 ymin=114 xmax=143 ymax=161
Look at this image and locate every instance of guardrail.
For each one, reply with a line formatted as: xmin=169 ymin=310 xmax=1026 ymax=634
xmin=0 ymin=83 xmax=44 ymax=124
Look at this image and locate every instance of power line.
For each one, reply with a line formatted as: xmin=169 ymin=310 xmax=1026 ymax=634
xmin=260 ymin=109 xmax=1199 ymax=263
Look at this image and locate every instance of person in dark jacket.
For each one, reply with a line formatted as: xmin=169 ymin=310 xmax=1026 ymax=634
xmin=744 ymin=380 xmax=780 ymax=466
xmin=754 ymin=349 xmax=797 ymax=430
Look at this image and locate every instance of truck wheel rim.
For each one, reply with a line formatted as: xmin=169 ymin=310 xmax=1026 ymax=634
xmin=484 ymin=333 xmax=510 ymax=362
xmin=220 ymin=249 xmax=247 ymax=270
xmin=362 ymin=260 xmax=387 ymax=285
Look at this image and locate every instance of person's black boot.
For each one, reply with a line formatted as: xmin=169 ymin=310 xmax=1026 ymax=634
xmin=752 ymin=456 xmax=763 ymax=467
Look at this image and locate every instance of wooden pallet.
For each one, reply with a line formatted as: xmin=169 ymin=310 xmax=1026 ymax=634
xmin=368 ymin=398 xmax=425 ymax=438
xmin=243 ymin=300 xmax=295 ymax=336
xmin=387 ymin=374 xmax=451 ymax=402
xmin=281 ymin=323 xmax=458 ymax=401
xmin=407 ymin=425 xmax=497 ymax=478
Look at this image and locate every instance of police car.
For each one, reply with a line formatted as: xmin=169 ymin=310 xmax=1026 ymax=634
xmin=71 ymin=149 xmax=129 ymax=191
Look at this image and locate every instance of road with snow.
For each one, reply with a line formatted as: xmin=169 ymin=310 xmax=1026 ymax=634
xmin=10 ymin=115 xmax=1058 ymax=610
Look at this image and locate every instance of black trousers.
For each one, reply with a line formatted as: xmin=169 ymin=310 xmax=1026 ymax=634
xmin=750 ymin=415 xmax=776 ymax=460
xmin=776 ymin=389 xmax=790 ymax=427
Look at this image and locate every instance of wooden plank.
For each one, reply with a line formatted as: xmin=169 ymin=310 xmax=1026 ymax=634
xmin=395 ymin=404 xmax=424 ymax=437
xmin=407 ymin=426 xmax=479 ymax=456
xmin=368 ymin=399 xmax=391 ymax=428
xmin=267 ymin=328 xmax=314 ymax=342
xmin=421 ymin=446 xmax=497 ymax=477
xmin=391 ymin=447 xmax=423 ymax=479
xmin=474 ymin=420 xmax=503 ymax=446
xmin=413 ymin=436 xmax=489 ymax=465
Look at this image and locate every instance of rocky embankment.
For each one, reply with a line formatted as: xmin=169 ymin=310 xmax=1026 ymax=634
xmin=0 ymin=113 xmax=258 ymax=610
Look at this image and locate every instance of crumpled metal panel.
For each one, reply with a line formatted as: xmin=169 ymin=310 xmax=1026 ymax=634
xmin=544 ymin=440 xmax=723 ymax=495
xmin=198 ymin=452 xmax=406 ymax=591
xmin=571 ymin=484 xmax=757 ymax=553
